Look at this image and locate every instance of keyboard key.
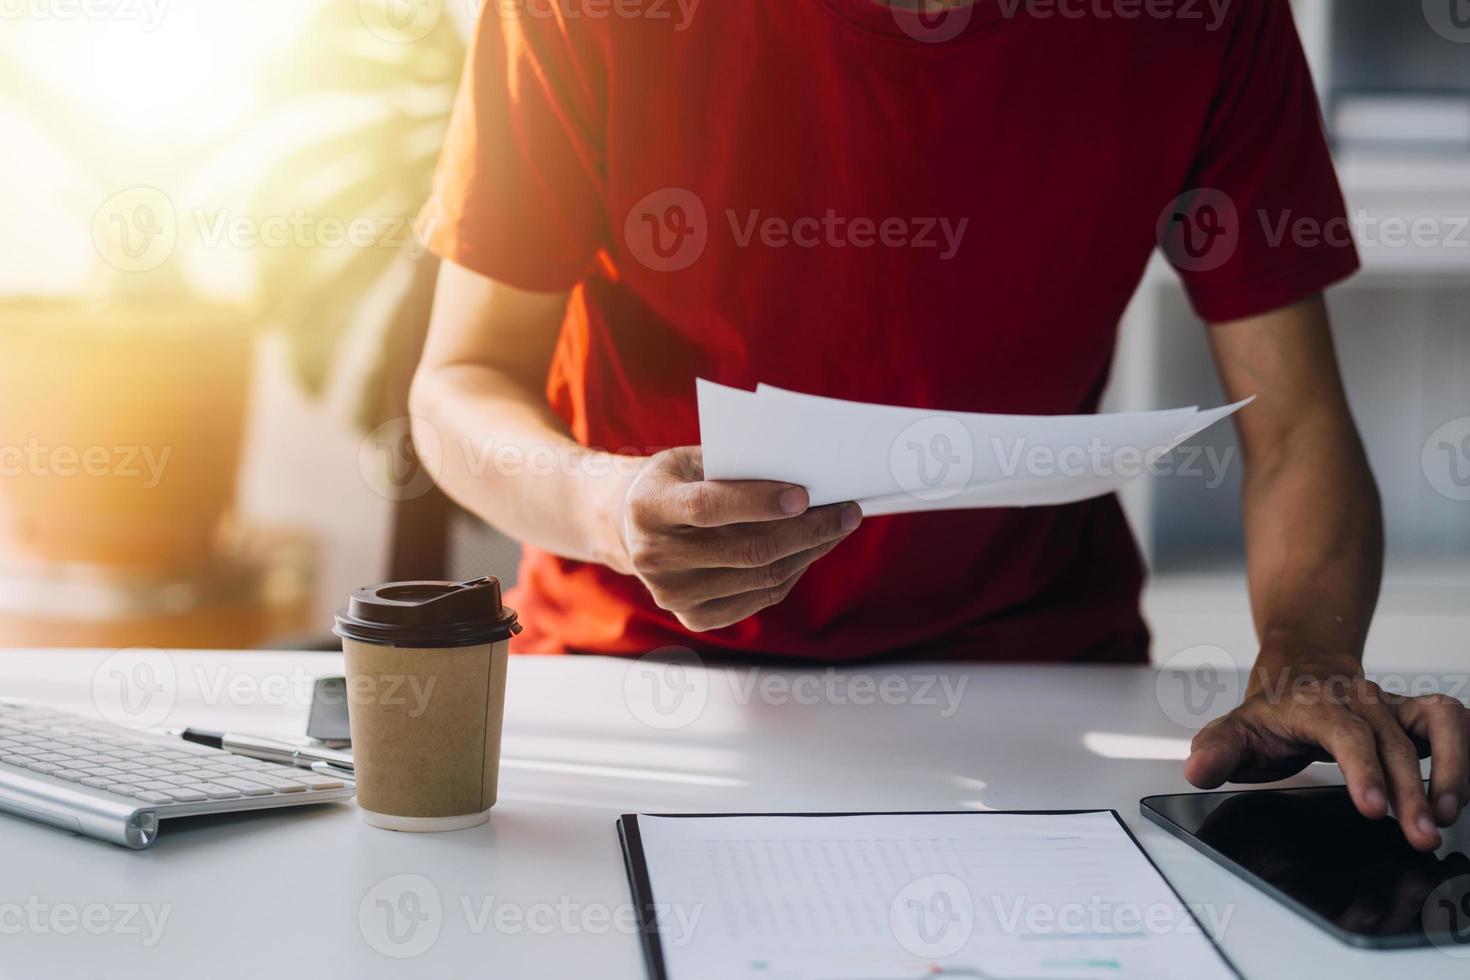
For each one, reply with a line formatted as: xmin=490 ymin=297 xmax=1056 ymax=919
xmin=133 ymin=792 xmax=173 ymax=804
xmin=296 ymin=774 xmax=347 ymax=789
xmin=212 ymin=778 xmax=274 ymax=797
xmin=193 ymin=782 xmax=244 ymax=800
xmin=234 ymin=773 xmax=307 ymax=793
xmin=159 ymin=788 xmax=207 ymax=802
xmin=25 ymin=762 xmax=61 ymax=774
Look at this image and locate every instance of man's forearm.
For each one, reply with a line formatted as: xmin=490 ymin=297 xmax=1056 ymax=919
xmin=1240 ymin=412 xmax=1383 ymax=688
xmin=408 ymin=362 xmax=638 ymax=573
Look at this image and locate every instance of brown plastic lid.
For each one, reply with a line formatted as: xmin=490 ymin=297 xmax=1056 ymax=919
xmin=334 ymin=577 xmax=521 ymax=648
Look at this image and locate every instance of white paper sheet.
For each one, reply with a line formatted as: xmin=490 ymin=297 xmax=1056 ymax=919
xmin=697 ymin=380 xmax=1251 ymax=514
xmin=634 ymin=811 xmax=1236 ymax=980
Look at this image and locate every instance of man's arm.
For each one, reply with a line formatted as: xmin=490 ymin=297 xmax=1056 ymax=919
xmin=1183 ymin=295 xmax=1468 ymax=851
xmin=408 ymin=260 xmax=859 ymax=632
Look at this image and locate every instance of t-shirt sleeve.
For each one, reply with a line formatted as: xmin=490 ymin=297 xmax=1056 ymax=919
xmin=419 ymin=7 xmax=606 ymax=292
xmin=1163 ymin=1 xmax=1360 ymax=323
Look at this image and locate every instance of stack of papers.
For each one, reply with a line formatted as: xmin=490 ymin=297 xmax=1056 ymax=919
xmin=697 ymin=380 xmax=1251 ymax=516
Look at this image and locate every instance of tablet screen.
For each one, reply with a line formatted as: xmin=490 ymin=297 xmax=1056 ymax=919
xmin=1143 ymin=786 xmax=1470 ymax=949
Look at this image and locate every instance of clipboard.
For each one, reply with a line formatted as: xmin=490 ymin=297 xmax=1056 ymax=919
xmin=617 ymin=810 xmax=1241 ymax=980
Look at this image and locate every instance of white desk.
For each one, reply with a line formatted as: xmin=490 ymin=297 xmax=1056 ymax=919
xmin=0 ymin=648 xmax=1461 ymax=979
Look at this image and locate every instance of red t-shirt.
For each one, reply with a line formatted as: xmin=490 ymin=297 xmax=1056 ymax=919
xmin=423 ymin=0 xmax=1358 ymax=661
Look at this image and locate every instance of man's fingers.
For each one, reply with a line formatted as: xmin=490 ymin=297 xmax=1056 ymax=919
xmin=1314 ymin=714 xmax=1390 ymax=820
xmin=679 ymin=567 xmax=811 ymax=632
xmin=657 ymin=539 xmax=843 ymax=606
xmin=1397 ymin=695 xmax=1470 ymax=827
xmin=1185 ymin=720 xmax=1246 ymax=789
xmin=653 ymin=478 xmax=811 ymax=528
xmin=685 ymin=503 xmax=861 ymax=568
xmin=1359 ymin=703 xmax=1441 ymax=851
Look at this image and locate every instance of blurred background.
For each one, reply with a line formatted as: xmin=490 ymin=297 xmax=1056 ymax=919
xmin=0 ymin=1 xmax=1465 ymax=665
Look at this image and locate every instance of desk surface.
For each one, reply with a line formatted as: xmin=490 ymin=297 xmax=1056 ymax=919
xmin=0 ymin=648 xmax=1461 ymax=980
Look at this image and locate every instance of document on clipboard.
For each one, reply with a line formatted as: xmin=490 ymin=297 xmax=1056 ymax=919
xmin=618 ymin=810 xmax=1238 ymax=980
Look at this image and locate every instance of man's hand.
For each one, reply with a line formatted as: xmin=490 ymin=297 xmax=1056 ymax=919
xmin=613 ymin=446 xmax=861 ymax=632
xmin=1185 ymin=658 xmax=1470 ymax=852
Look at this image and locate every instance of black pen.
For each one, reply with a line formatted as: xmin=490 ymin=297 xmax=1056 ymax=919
xmin=169 ymin=727 xmax=355 ymax=774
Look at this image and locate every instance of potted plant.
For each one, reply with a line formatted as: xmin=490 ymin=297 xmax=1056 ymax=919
xmin=0 ymin=2 xmax=464 ymax=570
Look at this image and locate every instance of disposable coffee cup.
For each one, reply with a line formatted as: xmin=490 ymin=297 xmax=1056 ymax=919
xmin=334 ymin=577 xmax=520 ymax=832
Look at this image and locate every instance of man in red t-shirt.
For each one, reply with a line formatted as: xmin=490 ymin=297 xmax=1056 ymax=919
xmin=411 ymin=0 xmax=1467 ymax=849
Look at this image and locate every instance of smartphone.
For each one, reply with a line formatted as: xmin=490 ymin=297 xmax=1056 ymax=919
xmin=305 ymin=676 xmax=352 ymax=748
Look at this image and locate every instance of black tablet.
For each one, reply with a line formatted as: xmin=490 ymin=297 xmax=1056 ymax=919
xmin=1142 ymin=785 xmax=1470 ymax=950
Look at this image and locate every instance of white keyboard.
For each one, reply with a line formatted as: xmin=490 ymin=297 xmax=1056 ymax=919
xmin=0 ymin=700 xmax=354 ymax=848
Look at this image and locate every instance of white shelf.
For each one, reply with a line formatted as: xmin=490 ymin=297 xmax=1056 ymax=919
xmin=1145 ymin=559 xmax=1470 ymax=671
